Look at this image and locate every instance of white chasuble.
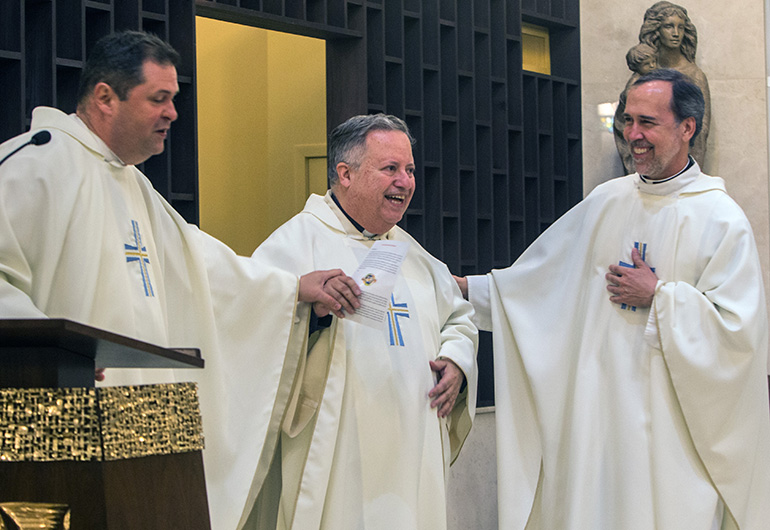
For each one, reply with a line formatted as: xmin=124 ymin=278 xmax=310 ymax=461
xmin=244 ymin=192 xmax=478 ymax=530
xmin=0 ymin=107 xmax=309 ymax=530
xmin=470 ymin=164 xmax=770 ymax=530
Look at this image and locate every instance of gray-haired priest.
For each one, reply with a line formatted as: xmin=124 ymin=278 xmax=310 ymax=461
xmin=244 ymin=113 xmax=478 ymax=530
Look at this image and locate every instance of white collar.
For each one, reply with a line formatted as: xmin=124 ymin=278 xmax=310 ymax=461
xmin=635 ymin=157 xmax=701 ymax=197
xmin=639 ymin=156 xmax=693 ymax=185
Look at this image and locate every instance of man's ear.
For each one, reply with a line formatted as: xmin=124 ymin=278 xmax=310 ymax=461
xmin=681 ymin=116 xmax=696 ymax=144
xmin=336 ymin=162 xmax=352 ymax=189
xmin=92 ymin=82 xmax=117 ymax=116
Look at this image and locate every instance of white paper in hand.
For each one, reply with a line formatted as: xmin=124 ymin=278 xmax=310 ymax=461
xmin=346 ymin=240 xmax=409 ymax=328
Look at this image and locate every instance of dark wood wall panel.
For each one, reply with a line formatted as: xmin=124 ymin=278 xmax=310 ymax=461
xmin=1 ymin=0 xmax=581 ymax=406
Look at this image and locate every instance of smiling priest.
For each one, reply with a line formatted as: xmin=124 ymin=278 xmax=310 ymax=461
xmin=244 ymin=114 xmax=478 ymax=530
xmin=456 ymin=68 xmax=770 ymax=529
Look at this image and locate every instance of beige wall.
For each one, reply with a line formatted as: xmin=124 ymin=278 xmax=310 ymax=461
xmin=580 ymin=0 xmax=770 ymax=287
xmin=196 ymin=18 xmax=326 ymax=255
xmin=447 ymin=408 xmax=498 ymax=529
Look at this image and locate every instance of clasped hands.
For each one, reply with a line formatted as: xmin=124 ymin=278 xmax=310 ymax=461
xmin=298 ymin=269 xmax=361 ymax=319
xmin=606 ymin=247 xmax=658 ymax=308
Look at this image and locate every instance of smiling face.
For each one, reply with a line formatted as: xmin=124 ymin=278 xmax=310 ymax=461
xmin=658 ymin=14 xmax=685 ymax=50
xmin=107 ymin=60 xmax=179 ymax=165
xmin=623 ymin=80 xmax=695 ymax=180
xmin=334 ymin=129 xmax=415 ymax=234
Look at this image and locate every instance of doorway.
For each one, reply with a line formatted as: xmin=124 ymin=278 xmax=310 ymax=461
xmin=196 ymin=17 xmax=327 ymax=255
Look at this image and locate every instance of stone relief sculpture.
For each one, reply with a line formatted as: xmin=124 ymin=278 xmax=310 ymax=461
xmin=614 ymin=2 xmax=711 ymax=173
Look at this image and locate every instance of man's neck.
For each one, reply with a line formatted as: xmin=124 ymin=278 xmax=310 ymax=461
xmin=330 ymin=192 xmax=379 ymax=238
xmin=640 ymin=156 xmax=694 ymax=184
xmin=74 ymin=109 xmax=127 ymax=166
xmin=75 ymin=108 xmax=96 ymax=135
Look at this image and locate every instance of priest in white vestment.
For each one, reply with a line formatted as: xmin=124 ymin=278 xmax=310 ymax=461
xmin=457 ymin=69 xmax=770 ymax=529
xmin=243 ymin=114 xmax=478 ymax=530
xmin=0 ymin=31 xmax=357 ymax=530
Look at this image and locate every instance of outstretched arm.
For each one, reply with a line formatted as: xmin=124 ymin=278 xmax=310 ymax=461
xmin=453 ymin=275 xmax=469 ymax=300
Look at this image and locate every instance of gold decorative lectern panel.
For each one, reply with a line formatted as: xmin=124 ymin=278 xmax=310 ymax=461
xmin=0 ymin=383 xmax=204 ymax=462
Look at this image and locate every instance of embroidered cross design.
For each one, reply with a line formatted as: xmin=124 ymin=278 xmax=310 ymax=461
xmin=387 ymin=294 xmax=410 ymax=346
xmin=617 ymin=241 xmax=654 ymax=312
xmin=124 ymin=220 xmax=155 ymax=297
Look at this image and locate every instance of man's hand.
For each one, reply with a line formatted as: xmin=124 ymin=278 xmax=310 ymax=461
xmin=299 ymin=269 xmax=360 ymax=319
xmin=429 ymin=358 xmax=465 ymax=418
xmin=453 ymin=275 xmax=469 ymax=300
xmin=95 ymin=367 xmax=105 ymax=382
xmin=606 ymin=247 xmax=658 ymax=308
xmin=317 ymin=271 xmax=361 ymax=318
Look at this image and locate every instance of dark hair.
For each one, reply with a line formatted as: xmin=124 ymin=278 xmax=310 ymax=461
xmin=77 ymin=31 xmax=180 ymax=105
xmin=631 ymin=68 xmax=704 ymax=146
xmin=327 ymin=114 xmax=415 ymax=187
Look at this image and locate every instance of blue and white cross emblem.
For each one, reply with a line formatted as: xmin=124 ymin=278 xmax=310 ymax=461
xmin=387 ymin=294 xmax=410 ymax=346
xmin=124 ymin=220 xmax=155 ymax=297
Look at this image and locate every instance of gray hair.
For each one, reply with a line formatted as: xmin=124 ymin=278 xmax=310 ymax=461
xmin=631 ymin=68 xmax=704 ymax=146
xmin=327 ymin=114 xmax=415 ymax=188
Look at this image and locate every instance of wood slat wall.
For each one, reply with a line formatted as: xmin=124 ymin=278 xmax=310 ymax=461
xmin=0 ymin=0 xmax=581 ymax=406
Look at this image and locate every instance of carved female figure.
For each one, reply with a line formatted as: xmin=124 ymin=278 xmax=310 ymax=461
xmin=615 ymin=2 xmax=710 ymax=172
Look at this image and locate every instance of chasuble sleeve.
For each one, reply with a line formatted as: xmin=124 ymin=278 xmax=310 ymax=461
xmin=466 ymin=274 xmax=493 ymax=331
xmin=429 ymin=260 xmax=479 ymax=462
xmin=0 ymin=183 xmax=42 ymax=315
xmin=434 ymin=268 xmax=478 ymax=378
xmin=651 ymin=204 xmax=770 ymax=529
xmin=0 ymin=133 xmax=78 ymax=318
xmin=133 ymin=175 xmax=311 ymax=530
xmin=282 ymin=322 xmax=336 ymax=437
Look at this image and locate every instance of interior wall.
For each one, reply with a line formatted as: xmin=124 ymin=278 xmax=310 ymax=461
xmin=580 ymin=0 xmax=770 ymax=297
xmin=267 ymin=31 xmax=329 ymax=219
xmin=196 ymin=18 xmax=326 ymax=255
xmin=196 ymin=18 xmax=268 ymax=256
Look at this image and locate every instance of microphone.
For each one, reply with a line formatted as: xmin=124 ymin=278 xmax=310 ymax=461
xmin=0 ymin=130 xmax=52 ymax=167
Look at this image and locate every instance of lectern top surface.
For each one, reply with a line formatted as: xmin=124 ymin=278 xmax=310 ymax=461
xmin=0 ymin=319 xmax=203 ymax=369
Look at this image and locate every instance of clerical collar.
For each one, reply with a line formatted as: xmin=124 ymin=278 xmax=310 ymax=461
xmin=639 ymin=156 xmax=694 ymax=184
xmin=330 ymin=192 xmax=380 ymax=238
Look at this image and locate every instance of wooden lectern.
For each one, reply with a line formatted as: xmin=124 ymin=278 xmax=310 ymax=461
xmin=0 ymin=319 xmax=211 ymax=530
